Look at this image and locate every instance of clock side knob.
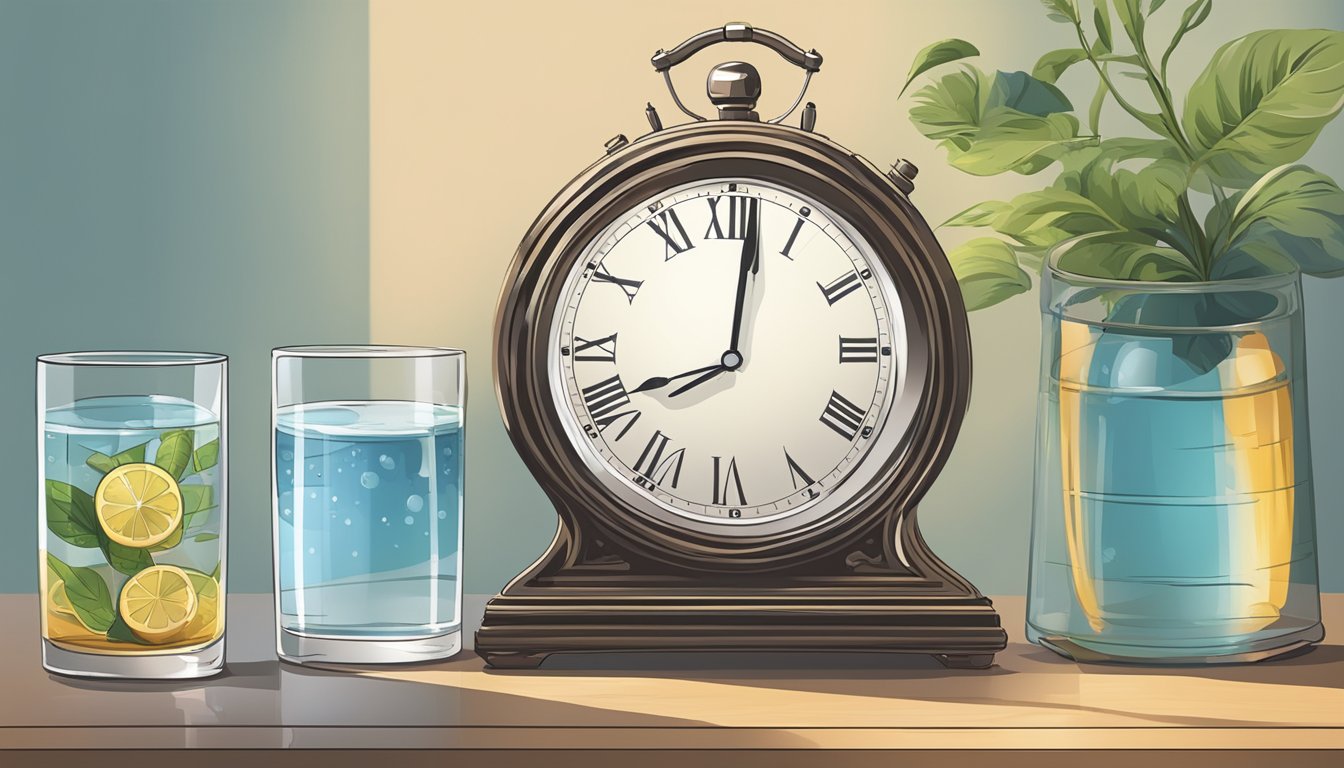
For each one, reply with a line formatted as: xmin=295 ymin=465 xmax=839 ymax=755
xmin=887 ymin=159 xmax=919 ymax=195
xmin=707 ymin=61 xmax=761 ymax=121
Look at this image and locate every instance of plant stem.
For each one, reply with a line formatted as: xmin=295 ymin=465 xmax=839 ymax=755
xmin=1073 ymin=23 xmax=1157 ymax=137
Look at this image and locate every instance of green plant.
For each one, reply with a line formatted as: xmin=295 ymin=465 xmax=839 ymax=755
xmin=902 ymin=0 xmax=1344 ymax=310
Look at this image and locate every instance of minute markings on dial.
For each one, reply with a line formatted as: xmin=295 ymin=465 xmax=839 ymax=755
xmin=784 ymin=449 xmax=819 ymax=499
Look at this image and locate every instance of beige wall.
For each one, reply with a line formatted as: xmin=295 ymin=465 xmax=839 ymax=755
xmin=370 ymin=0 xmax=1344 ymax=594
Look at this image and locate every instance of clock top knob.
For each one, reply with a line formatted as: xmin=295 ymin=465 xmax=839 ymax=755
xmin=707 ymin=61 xmax=761 ymax=121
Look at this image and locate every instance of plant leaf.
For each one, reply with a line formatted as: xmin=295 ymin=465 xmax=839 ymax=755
xmin=1112 ymin=0 xmax=1147 ymax=51
xmin=912 ymin=69 xmax=1087 ymax=176
xmin=210 ymin=560 xmax=221 ymax=581
xmin=101 ymin=538 xmax=154 ymax=576
xmin=987 ymin=70 xmax=1073 ymax=115
xmin=901 ymin=38 xmax=980 ymax=97
xmin=45 ymin=480 xmax=101 ymax=548
xmin=1094 ymin=3 xmax=1114 ymax=53
xmin=1054 ymin=232 xmax=1202 ymax=281
xmin=45 ymin=553 xmax=115 ymax=633
xmin=1161 ymin=0 xmax=1213 ymax=74
xmin=994 ymin=187 xmax=1124 ymax=247
xmin=1150 ymin=0 xmax=1170 ymax=13
xmin=181 ymin=484 xmax=216 ymax=530
xmin=946 ymin=112 xmax=1089 ymax=176
xmin=154 ymin=429 xmax=194 ymax=480
xmin=85 ymin=442 xmax=148 ymax=475
xmin=943 ymin=201 xmax=1010 ymax=227
xmin=1087 ymin=77 xmax=1108 ymax=134
xmin=1040 ymin=0 xmax=1081 ymax=24
xmin=1184 ymin=29 xmax=1344 ymax=187
xmin=1033 ymin=48 xmax=1089 ymax=84
xmin=192 ymin=439 xmax=219 ymax=475
xmin=947 ymin=238 xmax=1033 ymax=310
xmin=193 ymin=533 xmax=220 ymax=543
xmin=1212 ymin=165 xmax=1344 ymax=277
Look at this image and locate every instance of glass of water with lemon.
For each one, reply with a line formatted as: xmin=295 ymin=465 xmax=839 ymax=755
xmin=38 ymin=352 xmax=227 ymax=678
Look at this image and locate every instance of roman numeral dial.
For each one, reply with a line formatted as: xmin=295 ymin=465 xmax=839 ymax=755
xmin=556 ymin=180 xmax=900 ymax=527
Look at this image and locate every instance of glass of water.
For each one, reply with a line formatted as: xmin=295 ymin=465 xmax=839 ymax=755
xmin=272 ymin=346 xmax=465 ymax=664
xmin=38 ymin=351 xmax=227 ymax=679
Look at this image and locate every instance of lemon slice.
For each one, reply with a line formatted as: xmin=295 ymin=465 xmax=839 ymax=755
xmin=47 ymin=578 xmax=83 ymax=621
xmin=179 ymin=569 xmax=221 ymax=643
xmin=95 ymin=463 xmax=183 ymax=549
xmin=118 ymin=565 xmax=197 ymax=643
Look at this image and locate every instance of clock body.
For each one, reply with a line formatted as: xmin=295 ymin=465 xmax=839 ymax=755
xmin=478 ymin=28 xmax=1005 ymax=666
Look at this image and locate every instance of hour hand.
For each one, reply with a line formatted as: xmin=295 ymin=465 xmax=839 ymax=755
xmin=629 ymin=363 xmax=723 ymax=395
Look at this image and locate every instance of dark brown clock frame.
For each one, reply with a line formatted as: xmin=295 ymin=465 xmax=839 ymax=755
xmin=477 ymin=120 xmax=1006 ymax=669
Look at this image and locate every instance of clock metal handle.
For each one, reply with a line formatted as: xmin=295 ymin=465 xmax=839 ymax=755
xmin=651 ymin=23 xmax=823 ymax=73
xmin=651 ymin=23 xmax=823 ymax=124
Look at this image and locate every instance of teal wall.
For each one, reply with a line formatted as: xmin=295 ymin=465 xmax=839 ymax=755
xmin=0 ymin=0 xmax=370 ymax=593
xmin=0 ymin=0 xmax=1341 ymax=597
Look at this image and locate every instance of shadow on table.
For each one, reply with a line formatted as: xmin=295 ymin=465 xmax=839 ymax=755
xmin=1017 ymin=641 xmax=1344 ymax=690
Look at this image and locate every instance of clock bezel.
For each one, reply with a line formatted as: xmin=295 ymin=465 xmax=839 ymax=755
xmin=496 ymin=120 xmax=970 ymax=570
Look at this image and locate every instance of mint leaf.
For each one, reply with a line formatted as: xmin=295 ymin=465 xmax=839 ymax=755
xmin=181 ymin=484 xmax=215 ymax=530
xmin=101 ymin=538 xmax=154 ymax=576
xmin=85 ymin=442 xmax=148 ymax=475
xmin=210 ymin=561 xmax=221 ymax=581
xmin=193 ymin=533 xmax=219 ymax=543
xmin=45 ymin=553 xmax=115 ymax=633
xmin=45 ymin=480 xmax=100 ymax=548
xmin=154 ymin=430 xmax=194 ymax=480
xmin=106 ymin=615 xmax=152 ymax=645
xmin=192 ymin=439 xmax=219 ymax=475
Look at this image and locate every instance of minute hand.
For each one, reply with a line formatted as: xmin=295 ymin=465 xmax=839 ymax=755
xmin=726 ymin=197 xmax=760 ymax=354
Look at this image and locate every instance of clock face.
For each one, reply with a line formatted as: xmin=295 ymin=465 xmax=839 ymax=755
xmin=550 ymin=179 xmax=910 ymax=535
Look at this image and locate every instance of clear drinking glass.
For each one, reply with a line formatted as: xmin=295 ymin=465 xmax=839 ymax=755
xmin=1027 ymin=262 xmax=1323 ymax=662
xmin=38 ymin=351 xmax=227 ymax=679
xmin=272 ymin=345 xmax=465 ymax=664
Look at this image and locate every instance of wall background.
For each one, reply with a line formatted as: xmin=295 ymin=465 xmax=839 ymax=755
xmin=0 ymin=0 xmax=369 ymax=592
xmin=2 ymin=0 xmax=1341 ymax=596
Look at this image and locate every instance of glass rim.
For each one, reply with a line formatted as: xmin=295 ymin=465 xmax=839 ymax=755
xmin=1046 ymin=249 xmax=1302 ymax=293
xmin=37 ymin=350 xmax=227 ymax=367
xmin=272 ymin=344 xmax=464 ymax=360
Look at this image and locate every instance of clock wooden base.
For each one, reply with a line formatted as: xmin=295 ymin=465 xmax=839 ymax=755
xmin=477 ymin=589 xmax=1005 ymax=670
xmin=476 ymin=513 xmax=1008 ymax=670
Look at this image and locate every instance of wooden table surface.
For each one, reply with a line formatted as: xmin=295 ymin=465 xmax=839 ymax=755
xmin=0 ymin=594 xmax=1340 ymax=764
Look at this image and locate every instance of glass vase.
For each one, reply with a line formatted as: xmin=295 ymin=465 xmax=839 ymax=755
xmin=1026 ymin=262 xmax=1323 ymax=663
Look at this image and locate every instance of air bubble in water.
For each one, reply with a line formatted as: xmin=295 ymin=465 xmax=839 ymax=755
xmin=379 ymin=454 xmax=395 ymax=470
xmin=281 ymin=450 xmax=293 ymax=461
xmin=404 ymin=515 xmax=415 ymax=525
xmin=351 ymin=550 xmax=359 ymax=558
xmin=360 ymin=472 xmax=380 ymax=489
xmin=406 ymin=494 xmax=424 ymax=513
xmin=344 ymin=518 xmax=351 ymax=526
xmin=437 ymin=509 xmax=447 ymax=520
xmin=307 ymin=547 xmax=316 ymax=555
